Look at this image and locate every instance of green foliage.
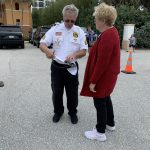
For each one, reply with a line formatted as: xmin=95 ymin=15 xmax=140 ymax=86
xmin=115 ymin=5 xmax=139 ymax=42
xmin=32 ymin=0 xmax=150 ymax=48
xmin=32 ymin=9 xmax=40 ymax=28
xmin=32 ymin=0 xmax=99 ymax=28
xmin=115 ymin=5 xmax=150 ymax=48
xmin=136 ymin=22 xmax=150 ymax=48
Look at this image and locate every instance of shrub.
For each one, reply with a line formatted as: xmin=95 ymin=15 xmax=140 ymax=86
xmin=135 ymin=22 xmax=150 ymax=48
xmin=115 ymin=5 xmax=150 ymax=48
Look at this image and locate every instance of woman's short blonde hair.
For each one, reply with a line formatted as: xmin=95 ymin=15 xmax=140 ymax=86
xmin=93 ymin=3 xmax=117 ymax=26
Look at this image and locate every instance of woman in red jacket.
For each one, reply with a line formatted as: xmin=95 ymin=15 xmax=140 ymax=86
xmin=80 ymin=3 xmax=120 ymax=141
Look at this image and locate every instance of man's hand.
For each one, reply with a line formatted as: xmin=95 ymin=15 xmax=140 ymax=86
xmin=65 ymin=53 xmax=76 ymax=62
xmin=65 ymin=50 xmax=86 ymax=62
xmin=45 ymin=50 xmax=54 ymax=59
xmin=40 ymin=43 xmax=54 ymax=59
xmin=89 ymin=83 xmax=96 ymax=93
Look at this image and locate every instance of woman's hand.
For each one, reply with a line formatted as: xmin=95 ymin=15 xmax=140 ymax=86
xmin=89 ymin=83 xmax=96 ymax=93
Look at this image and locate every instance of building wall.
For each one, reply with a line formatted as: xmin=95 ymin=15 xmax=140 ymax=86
xmin=0 ymin=1 xmax=4 ymax=25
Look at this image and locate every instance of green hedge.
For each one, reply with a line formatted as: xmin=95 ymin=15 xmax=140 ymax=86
xmin=135 ymin=22 xmax=150 ymax=48
xmin=32 ymin=3 xmax=150 ymax=48
xmin=115 ymin=5 xmax=150 ymax=48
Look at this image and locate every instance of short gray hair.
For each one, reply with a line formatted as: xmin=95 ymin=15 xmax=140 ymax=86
xmin=62 ymin=4 xmax=79 ymax=17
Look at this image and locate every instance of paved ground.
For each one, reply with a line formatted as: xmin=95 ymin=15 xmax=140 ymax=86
xmin=0 ymin=43 xmax=150 ymax=150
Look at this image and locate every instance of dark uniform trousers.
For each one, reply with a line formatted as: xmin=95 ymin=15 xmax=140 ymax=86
xmin=93 ymin=96 xmax=115 ymax=133
xmin=51 ymin=61 xmax=79 ymax=116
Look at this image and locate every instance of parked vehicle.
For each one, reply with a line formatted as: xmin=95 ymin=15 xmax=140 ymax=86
xmin=33 ymin=26 xmax=51 ymax=48
xmin=0 ymin=25 xmax=24 ymax=49
xmin=29 ymin=28 xmax=36 ymax=44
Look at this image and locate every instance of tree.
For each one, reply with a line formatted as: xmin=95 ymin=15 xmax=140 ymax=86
xmin=32 ymin=9 xmax=40 ymax=27
xmin=141 ymin=0 xmax=150 ymax=10
xmin=102 ymin=0 xmax=141 ymax=7
xmin=31 ymin=0 xmax=100 ymax=28
xmin=28 ymin=0 xmax=35 ymax=4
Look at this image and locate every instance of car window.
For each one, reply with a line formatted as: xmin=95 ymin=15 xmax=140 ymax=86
xmin=0 ymin=26 xmax=21 ymax=32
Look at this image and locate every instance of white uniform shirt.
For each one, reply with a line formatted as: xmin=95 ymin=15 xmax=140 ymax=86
xmin=40 ymin=23 xmax=88 ymax=75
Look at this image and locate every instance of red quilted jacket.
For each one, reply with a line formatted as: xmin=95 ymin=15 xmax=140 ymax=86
xmin=80 ymin=27 xmax=120 ymax=98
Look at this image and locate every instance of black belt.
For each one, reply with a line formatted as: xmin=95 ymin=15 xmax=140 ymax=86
xmin=52 ymin=60 xmax=76 ymax=69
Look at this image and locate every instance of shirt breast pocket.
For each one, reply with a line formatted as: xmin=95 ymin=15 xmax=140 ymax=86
xmin=70 ymin=38 xmax=80 ymax=51
xmin=53 ymin=36 xmax=63 ymax=49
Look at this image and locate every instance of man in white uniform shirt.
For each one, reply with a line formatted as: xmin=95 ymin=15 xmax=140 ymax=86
xmin=40 ymin=4 xmax=88 ymax=124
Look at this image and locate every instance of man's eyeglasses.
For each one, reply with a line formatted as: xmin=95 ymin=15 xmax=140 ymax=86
xmin=64 ymin=20 xmax=76 ymax=24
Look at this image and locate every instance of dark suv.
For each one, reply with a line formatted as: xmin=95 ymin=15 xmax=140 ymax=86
xmin=33 ymin=26 xmax=51 ymax=48
xmin=0 ymin=25 xmax=24 ymax=49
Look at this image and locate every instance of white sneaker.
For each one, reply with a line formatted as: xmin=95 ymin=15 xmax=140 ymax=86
xmin=106 ymin=125 xmax=115 ymax=131
xmin=84 ymin=128 xmax=106 ymax=141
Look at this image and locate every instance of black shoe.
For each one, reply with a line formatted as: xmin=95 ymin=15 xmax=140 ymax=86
xmin=0 ymin=81 xmax=4 ymax=87
xmin=70 ymin=114 xmax=78 ymax=124
xmin=52 ymin=114 xmax=62 ymax=123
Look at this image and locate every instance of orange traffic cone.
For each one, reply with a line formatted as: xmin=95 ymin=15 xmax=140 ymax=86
xmin=121 ymin=50 xmax=136 ymax=74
